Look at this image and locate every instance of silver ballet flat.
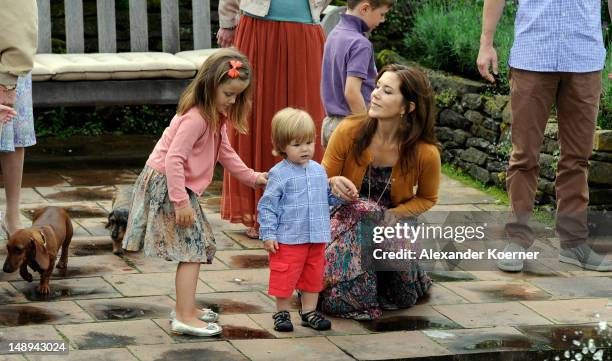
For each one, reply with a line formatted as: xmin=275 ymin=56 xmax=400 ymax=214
xmin=170 ymin=308 xmax=219 ymax=322
xmin=170 ymin=319 xmax=222 ymax=337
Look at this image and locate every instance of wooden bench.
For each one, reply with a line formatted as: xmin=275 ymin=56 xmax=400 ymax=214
xmin=32 ymin=1 xmax=346 ymax=108
xmin=32 ymin=0 xmax=216 ymax=107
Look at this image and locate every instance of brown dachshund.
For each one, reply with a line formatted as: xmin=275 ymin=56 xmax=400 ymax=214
xmin=2 ymin=206 xmax=73 ymax=294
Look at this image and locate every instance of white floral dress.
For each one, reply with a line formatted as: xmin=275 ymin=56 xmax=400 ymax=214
xmin=0 ymin=73 xmax=36 ymax=152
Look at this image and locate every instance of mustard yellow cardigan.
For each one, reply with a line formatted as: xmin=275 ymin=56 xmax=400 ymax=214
xmin=322 ymin=117 xmax=441 ymax=216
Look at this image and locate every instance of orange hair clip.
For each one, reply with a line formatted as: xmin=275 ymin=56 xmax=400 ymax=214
xmin=227 ymin=60 xmax=243 ymax=78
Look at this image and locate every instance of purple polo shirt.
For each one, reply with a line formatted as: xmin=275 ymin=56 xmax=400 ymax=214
xmin=321 ymin=14 xmax=377 ymax=117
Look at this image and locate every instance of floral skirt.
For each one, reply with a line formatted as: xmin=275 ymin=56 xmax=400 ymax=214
xmin=0 ymin=73 xmax=36 ymax=152
xmin=320 ymin=200 xmax=432 ymax=320
xmin=122 ymin=166 xmax=216 ymax=263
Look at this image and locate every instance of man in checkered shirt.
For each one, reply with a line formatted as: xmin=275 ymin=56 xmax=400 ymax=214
xmin=477 ymin=0 xmax=612 ymax=272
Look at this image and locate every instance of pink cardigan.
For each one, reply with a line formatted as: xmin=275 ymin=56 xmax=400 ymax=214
xmin=146 ymin=107 xmax=259 ymax=209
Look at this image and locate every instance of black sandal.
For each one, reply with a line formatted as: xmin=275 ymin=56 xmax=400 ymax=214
xmin=300 ymin=310 xmax=331 ymax=331
xmin=273 ymin=310 xmax=293 ymax=332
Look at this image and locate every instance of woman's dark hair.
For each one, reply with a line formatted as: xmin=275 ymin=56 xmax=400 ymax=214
xmin=352 ymin=64 xmax=438 ymax=172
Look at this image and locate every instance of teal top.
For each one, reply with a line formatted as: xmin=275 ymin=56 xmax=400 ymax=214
xmin=245 ymin=0 xmax=316 ymax=24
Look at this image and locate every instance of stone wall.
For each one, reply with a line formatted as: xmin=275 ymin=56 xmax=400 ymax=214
xmin=427 ymin=70 xmax=612 ymax=211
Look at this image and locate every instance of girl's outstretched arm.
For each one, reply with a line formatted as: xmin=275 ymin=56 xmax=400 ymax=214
xmin=218 ymin=123 xmax=261 ymax=188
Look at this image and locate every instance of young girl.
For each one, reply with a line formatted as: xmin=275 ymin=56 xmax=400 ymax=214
xmin=1 ymin=73 xmax=36 ymax=237
xmin=258 ymin=108 xmax=350 ymax=332
xmin=123 ymin=48 xmax=267 ymax=337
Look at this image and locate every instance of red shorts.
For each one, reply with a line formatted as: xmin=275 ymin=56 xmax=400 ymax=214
xmin=268 ymin=243 xmax=326 ymax=298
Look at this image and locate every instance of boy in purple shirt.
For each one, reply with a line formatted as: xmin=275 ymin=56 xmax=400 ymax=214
xmin=320 ymin=0 xmax=394 ymax=148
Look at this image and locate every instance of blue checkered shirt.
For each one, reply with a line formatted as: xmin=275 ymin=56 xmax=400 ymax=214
xmin=509 ymin=0 xmax=606 ymax=72
xmin=258 ymin=159 xmax=343 ymax=244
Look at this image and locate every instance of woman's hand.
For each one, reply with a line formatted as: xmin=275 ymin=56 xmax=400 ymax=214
xmin=0 ymin=104 xmax=16 ymax=123
xmin=329 ymin=176 xmax=359 ymax=202
xmin=255 ymin=172 xmax=268 ymax=188
xmin=175 ymin=206 xmax=195 ymax=227
xmin=263 ymin=239 xmax=279 ymax=254
xmin=216 ymin=28 xmax=236 ymax=48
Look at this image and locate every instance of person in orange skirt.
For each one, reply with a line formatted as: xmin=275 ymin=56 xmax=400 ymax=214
xmin=217 ymin=0 xmax=331 ymax=238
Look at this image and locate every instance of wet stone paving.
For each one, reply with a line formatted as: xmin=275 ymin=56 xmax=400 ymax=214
xmin=0 ymin=168 xmax=611 ymax=360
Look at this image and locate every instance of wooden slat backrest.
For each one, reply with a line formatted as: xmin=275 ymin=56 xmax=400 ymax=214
xmin=35 ymin=0 xmax=213 ymax=54
xmin=37 ymin=0 xmax=52 ymax=53
xmin=192 ymin=0 xmax=212 ymax=49
xmin=129 ymin=0 xmax=149 ymax=51
xmin=97 ymin=0 xmax=117 ymax=53
xmin=161 ymin=0 xmax=180 ymax=53
xmin=64 ymin=0 xmax=85 ymax=53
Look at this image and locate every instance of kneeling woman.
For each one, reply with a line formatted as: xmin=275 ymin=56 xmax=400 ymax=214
xmin=321 ymin=64 xmax=441 ymax=320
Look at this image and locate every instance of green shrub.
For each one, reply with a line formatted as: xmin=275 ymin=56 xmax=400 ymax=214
xmin=327 ymin=0 xmax=422 ymax=54
xmin=375 ymin=49 xmax=404 ymax=68
xmin=603 ymin=0 xmax=612 ymax=44
xmin=370 ymin=0 xmax=423 ymax=54
xmin=34 ymin=105 xmax=175 ymax=139
xmin=403 ymin=0 xmax=516 ymax=92
xmin=435 ymin=88 xmax=458 ymax=109
xmin=599 ymin=45 xmax=612 ymax=130
xmin=601 ymin=0 xmax=612 ymax=129
xmin=402 ymin=0 xmax=612 ymax=129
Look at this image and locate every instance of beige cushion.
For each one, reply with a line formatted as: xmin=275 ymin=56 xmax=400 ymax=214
xmin=35 ymin=52 xmax=197 ymax=81
xmin=175 ymin=49 xmax=221 ymax=70
xmin=31 ymin=59 xmax=55 ymax=81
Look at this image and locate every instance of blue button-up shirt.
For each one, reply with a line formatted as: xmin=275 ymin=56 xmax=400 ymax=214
xmin=258 ymin=159 xmax=343 ymax=244
xmin=509 ymin=0 xmax=606 ymax=72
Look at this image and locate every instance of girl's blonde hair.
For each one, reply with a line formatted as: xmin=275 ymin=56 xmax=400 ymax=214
xmin=177 ymin=48 xmax=252 ymax=133
xmin=271 ymin=108 xmax=316 ymax=157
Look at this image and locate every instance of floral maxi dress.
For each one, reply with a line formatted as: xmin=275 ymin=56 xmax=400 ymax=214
xmin=320 ymin=166 xmax=432 ymax=320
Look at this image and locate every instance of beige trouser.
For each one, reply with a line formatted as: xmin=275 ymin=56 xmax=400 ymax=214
xmin=505 ymin=68 xmax=601 ymax=249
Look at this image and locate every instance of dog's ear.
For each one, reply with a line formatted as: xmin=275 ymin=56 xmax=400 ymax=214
xmin=106 ymin=211 xmax=115 ymax=229
xmin=30 ymin=231 xmax=50 ymax=271
xmin=116 ymin=210 xmax=129 ymax=225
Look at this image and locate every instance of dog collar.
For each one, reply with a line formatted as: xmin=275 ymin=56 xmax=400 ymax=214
xmin=39 ymin=229 xmax=47 ymax=246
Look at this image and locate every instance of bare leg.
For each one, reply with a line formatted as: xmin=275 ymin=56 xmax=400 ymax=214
xmin=276 ymin=297 xmax=292 ymax=311
xmin=0 ymin=147 xmax=24 ymax=234
xmin=299 ymin=290 xmax=330 ymax=330
xmin=300 ymin=291 xmax=319 ymax=313
xmin=175 ymin=262 xmax=208 ymax=327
